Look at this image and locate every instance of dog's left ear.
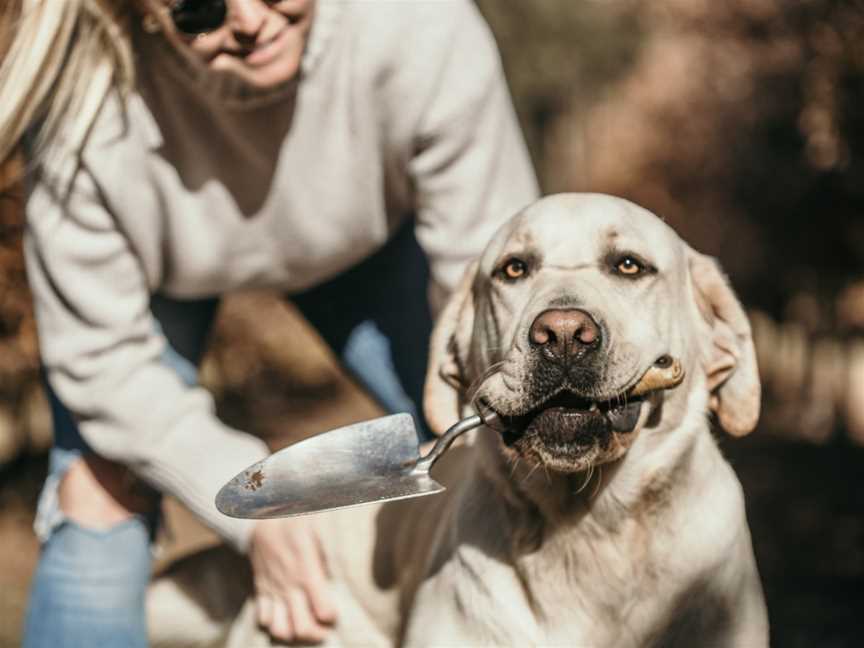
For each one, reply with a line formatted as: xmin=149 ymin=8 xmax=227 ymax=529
xmin=423 ymin=261 xmax=478 ymax=436
xmin=688 ymin=249 xmax=761 ymax=436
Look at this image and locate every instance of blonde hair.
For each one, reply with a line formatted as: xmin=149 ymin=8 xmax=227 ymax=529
xmin=0 ymin=0 xmax=135 ymax=172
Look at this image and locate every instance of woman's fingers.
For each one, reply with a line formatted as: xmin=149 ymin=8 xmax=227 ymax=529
xmin=255 ymin=593 xmax=274 ymax=629
xmin=297 ymin=527 xmax=337 ymax=624
xmin=268 ymin=596 xmax=294 ymax=643
xmin=258 ymin=587 xmax=331 ymax=645
xmin=288 ymin=588 xmax=329 ymax=644
xmin=249 ymin=518 xmax=337 ymax=643
xmin=307 ymin=582 xmax=337 ymax=626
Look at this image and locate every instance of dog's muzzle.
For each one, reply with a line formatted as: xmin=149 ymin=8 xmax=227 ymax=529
xmin=494 ymin=358 xmax=684 ymax=462
xmin=499 ymin=392 xmax=644 ymax=448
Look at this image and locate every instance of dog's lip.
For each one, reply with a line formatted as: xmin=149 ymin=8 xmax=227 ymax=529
xmin=486 ymin=389 xmax=645 ymax=441
xmin=483 ymin=387 xmax=642 ymax=419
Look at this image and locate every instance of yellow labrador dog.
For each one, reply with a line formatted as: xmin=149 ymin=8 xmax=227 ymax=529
xmin=150 ymin=194 xmax=768 ymax=647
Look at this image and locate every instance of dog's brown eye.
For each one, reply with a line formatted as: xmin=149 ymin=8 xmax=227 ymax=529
xmin=616 ymin=257 xmax=643 ymax=276
xmin=503 ymin=258 xmax=528 ymax=280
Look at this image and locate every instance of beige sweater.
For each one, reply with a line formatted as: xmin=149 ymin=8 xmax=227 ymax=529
xmin=24 ymin=0 xmax=538 ymax=550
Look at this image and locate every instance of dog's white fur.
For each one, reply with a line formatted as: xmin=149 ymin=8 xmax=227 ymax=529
xmin=149 ymin=194 xmax=768 ymax=647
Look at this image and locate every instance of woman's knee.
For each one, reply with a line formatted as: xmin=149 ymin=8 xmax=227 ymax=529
xmin=28 ymin=457 xmax=157 ymax=625
xmin=58 ymin=455 xmax=159 ymax=531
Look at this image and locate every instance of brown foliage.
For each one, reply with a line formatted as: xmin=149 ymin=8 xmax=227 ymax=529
xmin=0 ymin=156 xmax=36 ymax=388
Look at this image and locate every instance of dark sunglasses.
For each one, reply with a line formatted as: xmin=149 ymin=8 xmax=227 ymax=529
xmin=169 ymin=0 xmax=282 ymax=36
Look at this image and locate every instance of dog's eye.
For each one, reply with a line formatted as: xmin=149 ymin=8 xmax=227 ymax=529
xmin=502 ymin=258 xmax=528 ymax=281
xmin=616 ymin=256 xmax=644 ymax=276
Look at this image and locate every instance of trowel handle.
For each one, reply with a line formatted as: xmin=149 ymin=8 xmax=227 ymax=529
xmin=414 ymin=412 xmax=495 ymax=472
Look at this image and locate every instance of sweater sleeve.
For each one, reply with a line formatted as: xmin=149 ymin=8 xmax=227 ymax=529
xmin=24 ymin=167 xmax=269 ymax=551
xmin=408 ymin=0 xmax=540 ymax=305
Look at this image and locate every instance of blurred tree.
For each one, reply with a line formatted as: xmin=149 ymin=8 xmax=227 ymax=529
xmin=547 ymin=0 xmax=864 ymax=319
xmin=475 ymin=0 xmax=642 ymax=191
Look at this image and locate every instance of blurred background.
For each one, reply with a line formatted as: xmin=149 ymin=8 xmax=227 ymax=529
xmin=1 ymin=0 xmax=863 ymax=645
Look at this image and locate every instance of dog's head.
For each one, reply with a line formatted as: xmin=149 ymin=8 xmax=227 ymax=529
xmin=424 ymin=194 xmax=760 ymax=474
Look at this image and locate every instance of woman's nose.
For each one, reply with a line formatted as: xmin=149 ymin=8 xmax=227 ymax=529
xmin=225 ymin=0 xmax=269 ymax=43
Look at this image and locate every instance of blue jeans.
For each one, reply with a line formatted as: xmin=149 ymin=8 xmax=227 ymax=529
xmin=23 ymin=224 xmax=432 ymax=647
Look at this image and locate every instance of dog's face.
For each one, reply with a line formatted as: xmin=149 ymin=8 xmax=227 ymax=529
xmin=425 ymin=194 xmax=760 ymax=474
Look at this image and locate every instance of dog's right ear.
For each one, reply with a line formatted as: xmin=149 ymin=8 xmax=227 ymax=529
xmin=687 ymin=249 xmax=761 ymax=437
xmin=423 ymin=261 xmax=478 ymax=436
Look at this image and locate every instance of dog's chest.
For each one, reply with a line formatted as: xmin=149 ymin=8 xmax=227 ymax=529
xmin=521 ymin=479 xmax=751 ymax=647
xmin=513 ymin=518 xmax=669 ymax=644
xmin=516 ymin=477 xmax=747 ymax=644
xmin=409 ymin=523 xmax=679 ymax=647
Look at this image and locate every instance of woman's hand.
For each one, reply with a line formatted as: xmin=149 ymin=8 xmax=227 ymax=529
xmin=248 ymin=517 xmax=337 ymax=644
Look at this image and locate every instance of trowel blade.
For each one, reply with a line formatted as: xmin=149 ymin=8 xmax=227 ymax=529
xmin=215 ymin=413 xmax=445 ymax=519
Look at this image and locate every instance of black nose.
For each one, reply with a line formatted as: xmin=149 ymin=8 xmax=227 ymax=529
xmin=529 ymin=308 xmax=601 ymax=361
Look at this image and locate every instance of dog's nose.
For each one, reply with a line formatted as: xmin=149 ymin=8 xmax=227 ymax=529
xmin=529 ymin=309 xmax=601 ymax=360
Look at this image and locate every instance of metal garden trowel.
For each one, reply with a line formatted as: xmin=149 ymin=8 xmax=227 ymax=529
xmin=215 ymin=358 xmax=685 ymax=520
xmin=216 ymin=412 xmax=485 ymax=519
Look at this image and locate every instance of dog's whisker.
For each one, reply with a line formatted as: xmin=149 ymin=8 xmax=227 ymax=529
xmin=521 ymin=463 xmax=541 ymax=487
xmin=466 ymin=361 xmax=507 ymax=400
xmin=574 ymin=466 xmax=594 ymax=494
xmin=512 ymin=337 xmax=527 ymax=355
xmin=481 ymin=343 xmax=508 ymax=354
xmin=501 ymin=369 xmax=521 ymax=394
xmin=469 ymin=392 xmax=507 ymax=429
xmin=589 ymin=465 xmax=604 ymax=500
xmin=509 ymin=456 xmax=521 ymax=479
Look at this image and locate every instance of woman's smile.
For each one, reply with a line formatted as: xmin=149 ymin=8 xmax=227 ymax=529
xmin=150 ymin=0 xmax=317 ymax=89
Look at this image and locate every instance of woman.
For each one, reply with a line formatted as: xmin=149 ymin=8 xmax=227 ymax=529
xmin=0 ymin=0 xmax=538 ymax=645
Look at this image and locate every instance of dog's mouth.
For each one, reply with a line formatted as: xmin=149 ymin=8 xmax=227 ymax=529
xmin=496 ymin=391 xmax=645 ymax=449
xmin=480 ymin=357 xmax=684 ymax=469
